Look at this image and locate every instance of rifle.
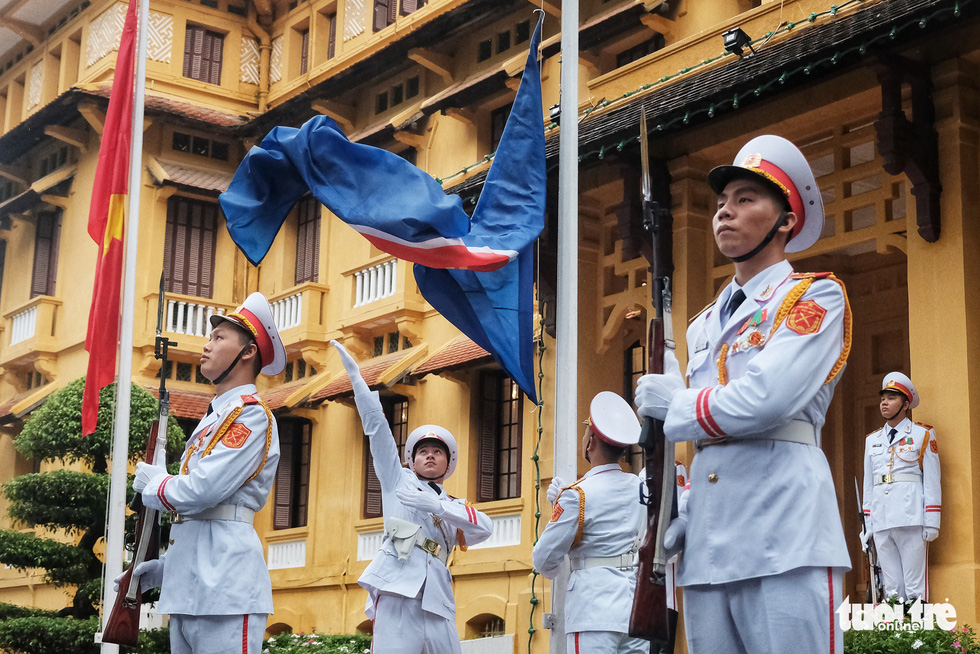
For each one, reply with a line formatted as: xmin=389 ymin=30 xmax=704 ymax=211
xmin=103 ymin=275 xmax=177 ymax=646
xmin=854 ymin=477 xmax=883 ymax=604
xmin=628 ymin=109 xmax=677 ymax=653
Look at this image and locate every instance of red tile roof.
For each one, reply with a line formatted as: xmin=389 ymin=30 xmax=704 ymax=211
xmin=310 ymin=349 xmax=414 ymax=402
xmin=145 ymin=386 xmax=212 ymax=420
xmin=85 ymin=87 xmax=247 ymax=128
xmin=412 ymin=335 xmax=491 ymax=376
xmin=261 ymin=378 xmax=316 ymax=411
xmin=157 ymin=160 xmax=233 ymax=193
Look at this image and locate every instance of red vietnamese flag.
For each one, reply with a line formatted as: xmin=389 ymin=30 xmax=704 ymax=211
xmin=82 ymin=0 xmax=138 ymax=435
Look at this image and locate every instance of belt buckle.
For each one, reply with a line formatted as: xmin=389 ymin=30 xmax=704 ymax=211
xmin=422 ymin=539 xmax=441 ymax=557
xmin=173 ymin=513 xmax=183 ymax=524
xmin=880 ymin=473 xmax=893 ymax=484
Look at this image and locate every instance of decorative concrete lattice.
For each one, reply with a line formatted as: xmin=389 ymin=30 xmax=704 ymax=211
xmin=27 ymin=61 xmax=43 ymax=110
xmin=147 ymin=11 xmax=173 ymax=63
xmin=344 ymin=0 xmax=365 ymax=41
xmin=269 ymin=36 xmax=283 ymax=84
xmin=240 ymin=36 xmax=259 ymax=84
xmin=86 ymin=2 xmax=127 ymax=68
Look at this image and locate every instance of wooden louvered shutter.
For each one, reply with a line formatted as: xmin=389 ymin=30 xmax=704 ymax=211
xmin=300 ymin=30 xmax=309 ymax=74
xmin=31 ymin=211 xmax=60 ymax=298
xmin=182 ymin=25 xmax=197 ymax=78
xmin=373 ymin=0 xmax=391 ymax=31
xmin=294 ymin=197 xmax=320 ymax=285
xmin=207 ymin=31 xmax=223 ymax=85
xmin=364 ymin=436 xmax=383 ymax=518
xmin=327 ymin=14 xmax=336 ymax=59
xmin=0 ymin=240 xmax=6 ymax=306
xmin=401 ymin=0 xmax=418 ymax=15
xmin=275 ymin=427 xmax=295 ymax=529
xmin=165 ymin=198 xmax=217 ymax=298
xmin=477 ymin=371 xmax=501 ymax=503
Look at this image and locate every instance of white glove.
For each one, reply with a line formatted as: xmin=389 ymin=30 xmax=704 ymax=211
xmin=547 ymin=476 xmax=565 ymax=504
xmin=923 ymin=527 xmax=939 ymax=542
xmin=113 ymin=558 xmax=164 ymax=592
xmin=634 ymin=350 xmax=686 ymax=421
xmin=133 ymin=462 xmax=167 ymax=493
xmin=395 ymin=486 xmax=445 ymax=515
xmin=859 ymin=528 xmax=871 ymax=552
xmin=331 ymin=340 xmax=370 ymax=395
xmin=663 ymin=485 xmax=689 ymax=559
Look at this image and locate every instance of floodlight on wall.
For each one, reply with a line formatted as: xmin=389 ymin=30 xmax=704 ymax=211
xmin=723 ymin=27 xmax=755 ymax=57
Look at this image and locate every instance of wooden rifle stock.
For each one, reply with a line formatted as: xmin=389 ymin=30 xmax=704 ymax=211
xmin=102 ymin=419 xmax=164 ymax=646
xmin=628 ymin=317 xmax=678 ymax=651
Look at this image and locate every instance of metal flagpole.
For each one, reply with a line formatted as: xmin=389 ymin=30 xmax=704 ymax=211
xmin=99 ymin=0 xmax=149 ymax=649
xmin=548 ymin=0 xmax=579 ymax=652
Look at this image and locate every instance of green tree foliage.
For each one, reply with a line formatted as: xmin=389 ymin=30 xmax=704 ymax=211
xmin=0 ymin=377 xmax=185 ymax=654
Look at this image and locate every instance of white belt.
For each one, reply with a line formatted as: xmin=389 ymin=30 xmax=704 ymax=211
xmin=695 ymin=419 xmax=816 ymax=451
xmin=873 ymin=472 xmax=921 ymax=486
xmin=175 ymin=505 xmax=255 ymax=524
xmin=412 ymin=532 xmax=449 ymax=565
xmin=569 ymin=552 xmax=636 ymax=571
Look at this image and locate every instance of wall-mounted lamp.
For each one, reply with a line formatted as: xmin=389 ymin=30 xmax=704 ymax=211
xmin=723 ymin=27 xmax=755 ymax=57
xmin=549 ymin=103 xmax=561 ymax=125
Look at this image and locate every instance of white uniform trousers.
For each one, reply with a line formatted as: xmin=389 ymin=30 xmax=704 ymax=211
xmin=683 ymin=566 xmax=844 ymax=654
xmin=372 ymin=592 xmax=462 ymax=654
xmin=876 ymin=526 xmax=927 ymax=601
xmin=566 ymin=630 xmax=648 ymax=653
xmin=169 ymin=613 xmax=267 ymax=654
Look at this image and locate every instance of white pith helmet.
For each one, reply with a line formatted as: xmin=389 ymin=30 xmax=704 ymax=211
xmin=404 ymin=425 xmax=458 ymax=480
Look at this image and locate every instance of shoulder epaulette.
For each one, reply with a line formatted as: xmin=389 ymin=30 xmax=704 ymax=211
xmin=241 ymin=394 xmax=260 ymax=405
xmin=915 ymin=421 xmax=935 ymax=431
xmin=688 ymin=301 xmax=716 ymax=325
xmin=790 ymin=271 xmax=833 ymax=279
xmin=866 ymin=430 xmax=879 ymax=438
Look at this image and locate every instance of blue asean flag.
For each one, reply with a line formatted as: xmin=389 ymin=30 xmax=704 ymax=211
xmin=219 ymin=15 xmax=545 ymax=402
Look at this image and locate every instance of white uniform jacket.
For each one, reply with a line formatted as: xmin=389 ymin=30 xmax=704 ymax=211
xmin=532 ymin=464 xmax=645 ymax=633
xmin=141 ymin=383 xmax=279 ymax=616
xmin=353 ymin=391 xmax=493 ymax=622
xmin=665 ymin=260 xmax=851 ymax=586
xmin=862 ymin=418 xmax=941 ymax=533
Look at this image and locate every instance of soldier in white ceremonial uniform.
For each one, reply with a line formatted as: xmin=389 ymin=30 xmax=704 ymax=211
xmin=331 ymin=340 xmax=493 ymax=654
xmin=124 ymin=292 xmax=286 ymax=654
xmin=861 ymin=372 xmax=941 ymax=603
xmin=532 ymin=392 xmax=647 ymax=654
xmin=635 ymin=135 xmax=852 ymax=654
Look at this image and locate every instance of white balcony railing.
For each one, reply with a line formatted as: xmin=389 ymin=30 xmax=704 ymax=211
xmin=353 ymin=259 xmax=397 ymax=308
xmin=357 ymin=529 xmax=384 ymax=561
xmin=271 ymin=292 xmax=302 ymax=330
xmin=469 ymin=513 xmax=521 ymax=550
xmin=167 ymin=300 xmax=225 ymax=337
xmin=9 ymin=306 xmax=37 ymax=346
xmin=268 ymin=539 xmax=307 ymax=570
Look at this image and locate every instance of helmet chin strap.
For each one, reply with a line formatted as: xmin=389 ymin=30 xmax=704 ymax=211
xmin=883 ymin=401 xmax=909 ymax=422
xmin=212 ymin=342 xmax=254 ymax=386
xmin=729 ymin=211 xmax=789 ymax=263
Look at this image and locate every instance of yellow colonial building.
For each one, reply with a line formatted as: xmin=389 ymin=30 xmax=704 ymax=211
xmin=1 ymin=0 xmax=979 ymax=651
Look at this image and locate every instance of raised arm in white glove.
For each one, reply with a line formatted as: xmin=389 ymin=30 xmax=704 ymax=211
xmin=112 ymin=557 xmax=165 ymax=592
xmin=395 ymin=485 xmax=445 ymax=515
xmin=331 ymin=340 xmax=383 ymax=419
xmin=133 ymin=462 xmax=167 ymax=493
xmin=634 ymin=350 xmax=686 ymax=421
xmin=546 ymin=476 xmax=565 ymax=504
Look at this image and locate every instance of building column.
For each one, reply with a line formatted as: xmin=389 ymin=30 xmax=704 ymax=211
xmin=908 ymin=56 xmax=980 ymax=621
